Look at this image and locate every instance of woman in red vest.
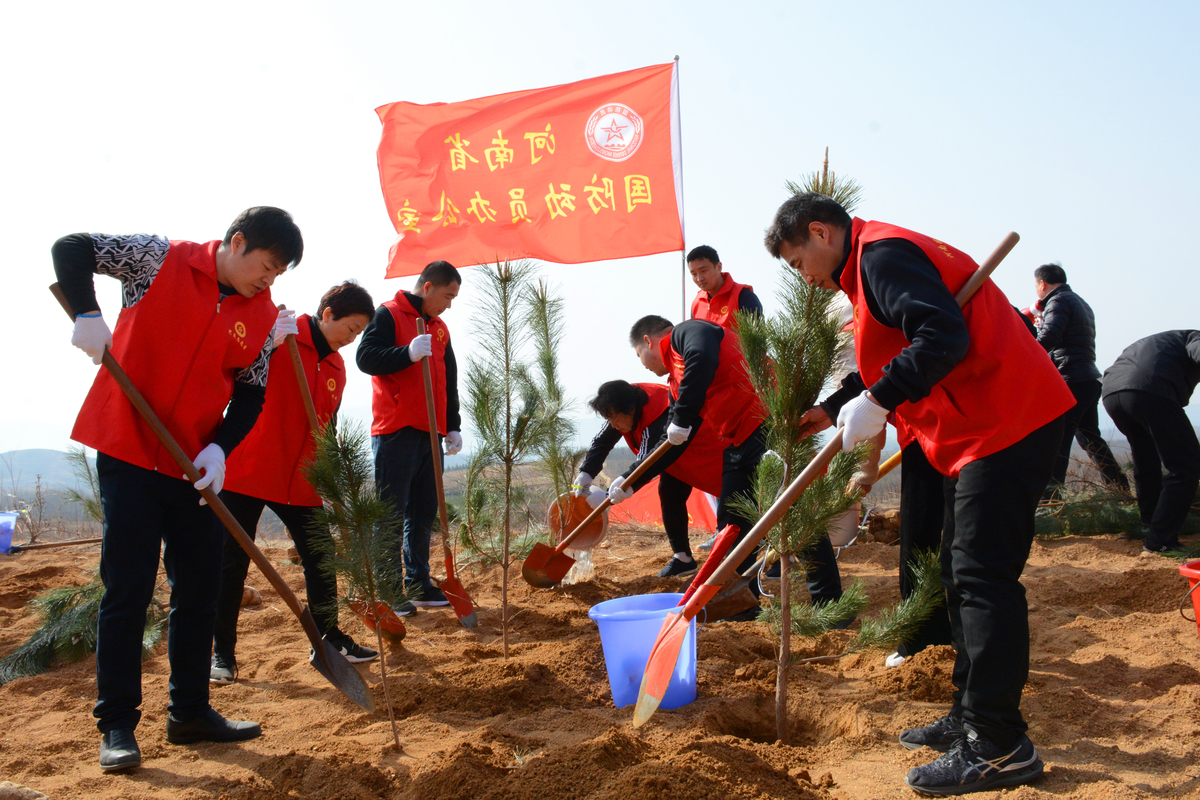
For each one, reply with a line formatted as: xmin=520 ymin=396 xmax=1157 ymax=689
xmin=53 ymin=207 xmax=303 ymax=772
xmin=766 ymin=192 xmax=1073 ymax=796
xmin=211 ymin=282 xmax=378 ymax=685
xmin=576 ymin=380 xmax=728 ymax=577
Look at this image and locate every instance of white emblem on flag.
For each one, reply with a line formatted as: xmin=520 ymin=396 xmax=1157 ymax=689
xmin=585 ymin=104 xmax=644 ymax=162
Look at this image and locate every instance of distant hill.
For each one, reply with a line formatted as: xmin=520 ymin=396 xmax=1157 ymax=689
xmin=0 ymin=449 xmax=95 ymax=491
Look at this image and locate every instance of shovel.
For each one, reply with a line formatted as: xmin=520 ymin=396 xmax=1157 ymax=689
xmin=837 ymin=231 xmax=1021 ymax=483
xmin=522 ymin=439 xmax=674 ymax=588
xmin=281 ymin=305 xmax=406 ymax=642
xmin=51 ymin=284 xmax=375 ymax=713
xmin=416 ymin=319 xmax=478 ymax=628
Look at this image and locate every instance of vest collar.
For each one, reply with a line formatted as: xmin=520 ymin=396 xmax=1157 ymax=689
xmin=706 ymin=272 xmax=736 ymax=302
xmin=832 ymin=218 xmax=865 ymax=291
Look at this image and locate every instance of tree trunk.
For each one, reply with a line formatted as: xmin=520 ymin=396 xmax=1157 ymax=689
xmin=776 ymin=552 xmax=790 ymax=744
xmin=502 ymin=460 xmax=512 ymax=659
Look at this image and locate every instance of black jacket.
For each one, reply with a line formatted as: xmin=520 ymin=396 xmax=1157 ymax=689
xmin=1036 ymin=284 xmax=1101 ymax=383
xmin=1102 ymin=330 xmax=1200 ymax=407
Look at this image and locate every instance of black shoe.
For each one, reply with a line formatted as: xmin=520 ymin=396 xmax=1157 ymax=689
xmin=209 ymin=653 xmax=237 ymax=685
xmin=99 ymin=728 xmax=141 ymax=771
xmin=166 ymin=708 xmax=261 ymax=745
xmin=697 ymin=533 xmax=718 ymax=551
xmin=325 ymin=631 xmax=379 ymax=663
xmin=657 ymin=557 xmax=698 ymax=578
xmin=1143 ymin=540 xmax=1181 ymax=554
xmin=900 ymin=714 xmax=964 ymax=752
xmin=411 ymin=585 xmax=450 ymax=608
xmin=905 ymin=729 xmax=1043 ymax=796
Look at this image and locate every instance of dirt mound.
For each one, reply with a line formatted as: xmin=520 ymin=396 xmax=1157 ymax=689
xmin=870 ymin=644 xmax=956 ymax=702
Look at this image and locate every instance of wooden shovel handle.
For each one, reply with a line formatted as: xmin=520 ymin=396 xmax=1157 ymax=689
xmin=49 ymin=283 xmax=325 ymax=651
xmin=279 ymin=304 xmax=321 ymax=435
xmin=416 ymin=319 xmax=453 ymax=565
xmin=554 ymin=438 xmax=675 ymax=555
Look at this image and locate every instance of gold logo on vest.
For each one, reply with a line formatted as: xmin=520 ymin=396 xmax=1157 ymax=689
xmin=437 ymin=328 xmax=446 ymax=340
xmin=327 ymin=378 xmax=336 ymax=392
xmin=229 ymin=320 xmax=248 ymax=350
xmin=719 ymin=306 xmax=729 ymax=315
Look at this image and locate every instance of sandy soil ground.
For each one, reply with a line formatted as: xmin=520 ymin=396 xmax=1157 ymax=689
xmin=0 ymin=527 xmax=1197 ymax=799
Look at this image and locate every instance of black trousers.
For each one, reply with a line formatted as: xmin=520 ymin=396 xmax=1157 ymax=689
xmin=213 ymin=490 xmax=340 ymax=658
xmin=93 ymin=453 xmax=223 ymax=732
xmin=1103 ymin=390 xmax=1200 ymax=550
xmin=896 ymin=440 xmax=953 ymax=658
xmin=373 ymin=427 xmax=441 ymax=592
xmin=942 ymin=416 xmax=1062 ymax=748
xmin=658 ymin=472 xmax=695 ymax=557
xmin=1048 ymin=378 xmax=1130 ymax=493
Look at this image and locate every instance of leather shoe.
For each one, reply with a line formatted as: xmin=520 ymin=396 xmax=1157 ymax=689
xmin=99 ymin=728 xmax=141 ymax=771
xmin=166 ymin=707 xmax=261 ymax=744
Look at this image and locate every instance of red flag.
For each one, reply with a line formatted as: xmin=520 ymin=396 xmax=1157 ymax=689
xmin=376 ymin=63 xmax=683 ymax=277
xmin=607 ymin=477 xmax=717 ymax=533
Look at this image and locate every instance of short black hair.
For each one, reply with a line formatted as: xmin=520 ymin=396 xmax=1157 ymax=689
xmin=763 ymin=192 xmax=852 ymax=258
xmin=686 ymin=245 xmax=719 ymax=265
xmin=415 ymin=260 xmax=462 ymax=290
xmin=1034 ymin=263 xmax=1067 ymax=285
xmin=224 ymin=206 xmax=304 ymax=268
xmin=317 ymin=280 xmax=375 ymax=322
xmin=588 ymin=380 xmax=649 ymax=419
xmin=629 ymin=315 xmax=673 ymax=346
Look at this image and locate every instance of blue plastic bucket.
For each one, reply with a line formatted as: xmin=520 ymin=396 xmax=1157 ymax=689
xmin=0 ymin=512 xmax=17 ymax=554
xmin=588 ymin=592 xmax=697 ymax=710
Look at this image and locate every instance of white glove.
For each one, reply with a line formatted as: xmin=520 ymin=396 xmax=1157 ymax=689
xmin=192 ymin=443 xmax=226 ymax=503
xmin=272 ymin=308 xmax=299 ymax=347
xmin=607 ymin=475 xmax=633 ymax=505
xmin=666 ymin=422 xmax=692 ymax=445
xmin=408 ymin=333 xmax=433 ymax=360
xmin=71 ymin=314 xmax=112 ymax=365
xmin=572 ymin=472 xmax=594 ymax=497
xmin=586 ymin=486 xmax=608 ymax=509
xmin=445 ymin=431 xmax=463 ymax=455
xmin=836 ymin=392 xmax=889 ymax=452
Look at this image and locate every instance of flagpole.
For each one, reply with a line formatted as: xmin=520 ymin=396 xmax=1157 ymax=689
xmin=675 ymin=55 xmax=687 ymax=322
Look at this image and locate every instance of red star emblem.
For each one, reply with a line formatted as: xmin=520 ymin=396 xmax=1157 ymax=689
xmin=599 ymin=117 xmax=627 ymax=143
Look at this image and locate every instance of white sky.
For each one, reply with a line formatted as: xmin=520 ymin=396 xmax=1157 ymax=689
xmin=3 ymin=0 xmax=1198 ymax=454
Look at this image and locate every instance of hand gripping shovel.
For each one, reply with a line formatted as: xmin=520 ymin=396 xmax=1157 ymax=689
xmin=416 ymin=319 xmax=478 ymax=628
xmin=51 ymin=285 xmax=375 ymax=713
xmin=633 ymin=431 xmax=845 ymax=727
xmin=841 ymin=231 xmax=1021 ymax=483
xmin=523 ymin=439 xmax=674 ymax=588
xmin=280 ymin=305 xmax=406 ymax=642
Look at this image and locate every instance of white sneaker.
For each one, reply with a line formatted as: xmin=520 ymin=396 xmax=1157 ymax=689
xmin=885 ymin=652 xmax=906 ymax=668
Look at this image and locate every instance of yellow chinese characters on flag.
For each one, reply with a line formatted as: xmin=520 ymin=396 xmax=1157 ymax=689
xmin=376 ymin=63 xmax=683 ymax=277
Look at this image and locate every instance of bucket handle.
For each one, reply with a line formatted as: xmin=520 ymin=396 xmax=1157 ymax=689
xmin=1180 ymin=580 xmax=1200 ymax=623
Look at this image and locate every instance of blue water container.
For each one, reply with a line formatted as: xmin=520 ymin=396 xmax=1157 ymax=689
xmin=587 ymin=592 xmax=697 ymax=710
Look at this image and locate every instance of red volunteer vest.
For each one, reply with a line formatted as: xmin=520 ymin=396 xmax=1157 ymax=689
xmin=659 ymin=323 xmax=768 ymax=447
xmin=72 ymin=240 xmax=276 ymax=479
xmin=842 ymin=218 xmax=1074 ymax=477
xmin=691 ymin=273 xmax=753 ymax=331
xmin=370 ymin=292 xmax=450 ymax=436
xmin=224 ymin=315 xmax=346 ymax=506
xmin=626 ymin=383 xmax=727 ymax=496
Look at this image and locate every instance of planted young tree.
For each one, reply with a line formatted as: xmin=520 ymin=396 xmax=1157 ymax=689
xmin=304 ymin=421 xmax=407 ymax=751
xmin=462 ymin=261 xmax=572 ymax=658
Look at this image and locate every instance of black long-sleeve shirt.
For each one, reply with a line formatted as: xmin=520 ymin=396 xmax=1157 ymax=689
xmin=580 ymin=403 xmax=670 ymax=490
xmin=1102 ymin=330 xmax=1200 ymax=407
xmin=51 ymin=232 xmax=269 ymax=457
xmin=821 ymin=233 xmax=971 ymax=418
xmin=355 ymin=292 xmax=461 ymax=432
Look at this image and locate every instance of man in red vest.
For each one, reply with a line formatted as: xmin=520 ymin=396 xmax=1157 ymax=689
xmin=357 ymin=261 xmax=463 ymax=611
xmin=211 ymin=281 xmax=379 ymax=687
xmin=53 ymin=207 xmax=304 ymax=772
xmin=687 ymin=244 xmax=764 ymax=329
xmin=766 ymin=193 xmax=1073 ymax=796
xmin=576 ymin=380 xmax=729 ymax=577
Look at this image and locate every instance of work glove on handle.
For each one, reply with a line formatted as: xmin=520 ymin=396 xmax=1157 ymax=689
xmin=586 ymin=486 xmax=608 ymax=509
xmin=271 ymin=308 xmax=299 ymax=348
xmin=192 ymin=443 xmax=226 ymax=504
xmin=666 ymin=422 xmax=692 ymax=446
xmin=444 ymin=431 xmax=463 ymax=455
xmin=71 ymin=314 xmax=112 ymax=365
xmin=837 ymin=392 xmax=888 ymax=452
xmin=572 ymin=471 xmax=594 ymax=498
xmin=607 ymin=475 xmax=633 ymax=505
xmin=408 ymin=333 xmax=433 ymax=361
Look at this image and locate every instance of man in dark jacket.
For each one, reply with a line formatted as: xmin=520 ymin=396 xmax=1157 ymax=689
xmin=1101 ymin=331 xmax=1200 ymax=552
xmin=1034 ymin=264 xmax=1129 ymax=496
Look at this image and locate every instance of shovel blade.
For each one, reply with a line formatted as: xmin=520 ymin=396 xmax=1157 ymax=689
xmin=521 ymin=543 xmax=575 ymax=588
xmin=699 ymin=580 xmax=759 ymax=623
xmin=632 ymin=609 xmax=690 ymax=728
xmin=440 ymin=576 xmax=478 ymax=628
xmin=303 ymin=608 xmax=376 ymax=713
